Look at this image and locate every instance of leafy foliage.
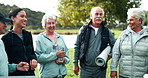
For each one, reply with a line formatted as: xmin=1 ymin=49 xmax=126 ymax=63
xmin=57 ymin=0 xmax=142 ymax=27
xmin=144 ymin=11 xmax=148 ymax=26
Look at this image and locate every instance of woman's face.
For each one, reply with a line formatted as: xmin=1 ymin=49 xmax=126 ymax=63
xmin=127 ymin=16 xmax=142 ymax=31
xmin=45 ymin=18 xmax=56 ymax=34
xmin=12 ymin=10 xmax=27 ymax=28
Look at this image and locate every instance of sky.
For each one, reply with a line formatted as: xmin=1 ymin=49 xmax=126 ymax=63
xmin=140 ymin=0 xmax=148 ymax=11
xmin=0 ymin=0 xmax=148 ymax=15
xmin=0 ymin=0 xmax=59 ymax=15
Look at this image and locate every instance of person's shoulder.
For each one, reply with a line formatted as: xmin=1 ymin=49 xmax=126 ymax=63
xmin=117 ymin=29 xmax=129 ymax=40
xmin=80 ymin=26 xmax=85 ymax=31
xmin=35 ymin=32 xmax=45 ymax=40
xmin=101 ymin=26 xmax=110 ymax=33
xmin=142 ymin=26 xmax=148 ymax=34
xmin=1 ymin=32 xmax=12 ymax=42
xmin=143 ymin=26 xmax=148 ymax=31
xmin=80 ymin=25 xmax=88 ymax=30
xmin=78 ymin=25 xmax=88 ymax=34
xmin=55 ymin=32 xmax=63 ymax=39
xmin=103 ymin=25 xmax=109 ymax=29
xmin=23 ymin=30 xmax=31 ymax=34
xmin=36 ymin=32 xmax=44 ymax=37
xmin=121 ymin=29 xmax=129 ymax=35
xmin=2 ymin=31 xmax=12 ymax=38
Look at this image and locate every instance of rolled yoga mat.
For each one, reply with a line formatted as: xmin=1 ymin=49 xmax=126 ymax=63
xmin=95 ymin=45 xmax=111 ymax=66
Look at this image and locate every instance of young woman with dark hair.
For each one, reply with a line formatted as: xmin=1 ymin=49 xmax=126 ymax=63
xmin=1 ymin=8 xmax=37 ymax=76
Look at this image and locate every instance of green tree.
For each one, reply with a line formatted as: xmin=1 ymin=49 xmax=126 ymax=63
xmin=24 ymin=8 xmax=45 ymax=29
xmin=57 ymin=0 xmax=141 ymax=27
xmin=144 ymin=11 xmax=148 ymax=26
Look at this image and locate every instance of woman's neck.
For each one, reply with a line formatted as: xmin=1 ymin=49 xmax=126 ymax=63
xmin=133 ymin=26 xmax=143 ymax=33
xmin=13 ymin=27 xmax=22 ymax=33
xmin=46 ymin=33 xmax=56 ymax=43
xmin=46 ymin=31 xmax=54 ymax=35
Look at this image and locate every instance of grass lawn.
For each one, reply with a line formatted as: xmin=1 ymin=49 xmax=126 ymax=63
xmin=35 ymin=48 xmax=113 ymax=78
xmin=28 ymin=28 xmax=122 ymax=39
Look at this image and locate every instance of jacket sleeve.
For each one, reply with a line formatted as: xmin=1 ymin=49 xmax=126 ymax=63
xmin=110 ymin=34 xmax=122 ymax=71
xmin=63 ymin=49 xmax=70 ymax=64
xmin=108 ymin=30 xmax=116 ymax=54
xmin=73 ymin=27 xmax=83 ymax=65
xmin=8 ymin=64 xmax=17 ymax=73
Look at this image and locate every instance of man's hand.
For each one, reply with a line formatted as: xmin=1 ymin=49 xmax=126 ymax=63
xmin=107 ymin=54 xmax=112 ymax=60
xmin=17 ymin=62 xmax=29 ymax=71
xmin=55 ymin=57 xmax=65 ymax=64
xmin=73 ymin=65 xmax=79 ymax=75
xmin=110 ymin=71 xmax=118 ymax=78
xmin=30 ymin=59 xmax=38 ymax=70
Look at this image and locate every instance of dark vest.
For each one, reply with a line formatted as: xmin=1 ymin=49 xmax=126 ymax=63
xmin=79 ymin=21 xmax=110 ymax=68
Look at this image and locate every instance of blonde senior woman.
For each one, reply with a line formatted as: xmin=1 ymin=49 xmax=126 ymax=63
xmin=35 ymin=14 xmax=70 ymax=78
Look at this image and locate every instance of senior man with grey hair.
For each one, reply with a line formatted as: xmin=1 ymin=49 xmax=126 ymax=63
xmin=110 ymin=8 xmax=148 ymax=78
xmin=73 ymin=6 xmax=115 ymax=78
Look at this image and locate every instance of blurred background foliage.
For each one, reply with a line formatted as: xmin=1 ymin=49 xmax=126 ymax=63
xmin=0 ymin=0 xmax=148 ymax=31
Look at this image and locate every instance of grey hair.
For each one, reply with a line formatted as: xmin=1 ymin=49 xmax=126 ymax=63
xmin=127 ymin=8 xmax=145 ymax=25
xmin=90 ymin=7 xmax=105 ymax=16
xmin=41 ymin=14 xmax=56 ymax=28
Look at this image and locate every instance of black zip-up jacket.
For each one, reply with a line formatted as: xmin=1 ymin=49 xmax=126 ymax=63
xmin=1 ymin=30 xmax=37 ymax=76
xmin=78 ymin=20 xmax=114 ymax=69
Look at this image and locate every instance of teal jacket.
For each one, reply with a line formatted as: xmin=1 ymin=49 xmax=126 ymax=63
xmin=35 ymin=32 xmax=70 ymax=78
xmin=0 ymin=39 xmax=16 ymax=76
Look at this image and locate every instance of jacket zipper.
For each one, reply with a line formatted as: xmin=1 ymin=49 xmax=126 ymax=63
xmin=131 ymin=34 xmax=134 ymax=78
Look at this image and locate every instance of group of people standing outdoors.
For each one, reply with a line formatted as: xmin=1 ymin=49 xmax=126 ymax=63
xmin=0 ymin=8 xmax=69 ymax=78
xmin=0 ymin=6 xmax=147 ymax=78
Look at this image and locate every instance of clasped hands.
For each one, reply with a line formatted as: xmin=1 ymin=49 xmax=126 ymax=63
xmin=55 ymin=50 xmax=66 ymax=64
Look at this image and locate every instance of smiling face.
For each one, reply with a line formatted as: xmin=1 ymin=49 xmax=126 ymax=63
xmin=11 ymin=10 xmax=27 ymax=28
xmin=90 ymin=7 xmax=104 ymax=28
xmin=45 ymin=18 xmax=56 ymax=34
xmin=127 ymin=16 xmax=142 ymax=32
xmin=0 ymin=21 xmax=7 ymax=34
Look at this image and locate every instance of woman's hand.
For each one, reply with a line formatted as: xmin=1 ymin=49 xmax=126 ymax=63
xmin=55 ymin=57 xmax=65 ymax=64
xmin=56 ymin=50 xmax=65 ymax=58
xmin=17 ymin=62 xmax=29 ymax=71
xmin=30 ymin=59 xmax=38 ymax=70
xmin=110 ymin=71 xmax=118 ymax=78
